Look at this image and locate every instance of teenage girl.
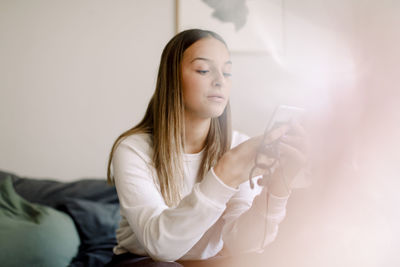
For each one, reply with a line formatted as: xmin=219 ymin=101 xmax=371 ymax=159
xmin=106 ymin=29 xmax=305 ymax=267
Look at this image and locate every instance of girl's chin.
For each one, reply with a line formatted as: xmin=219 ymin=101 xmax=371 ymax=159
xmin=206 ymin=108 xmax=226 ymax=118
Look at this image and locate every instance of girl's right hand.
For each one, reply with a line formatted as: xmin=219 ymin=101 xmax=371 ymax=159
xmin=214 ymin=125 xmax=291 ymax=188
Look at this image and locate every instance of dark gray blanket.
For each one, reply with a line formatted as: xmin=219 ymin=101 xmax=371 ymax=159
xmin=0 ymin=170 xmax=120 ymax=267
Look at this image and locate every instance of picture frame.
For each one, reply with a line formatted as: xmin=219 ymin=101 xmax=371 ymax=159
xmin=175 ymin=0 xmax=285 ymax=54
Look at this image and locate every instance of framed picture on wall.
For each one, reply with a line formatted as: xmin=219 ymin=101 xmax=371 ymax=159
xmin=176 ymin=0 xmax=285 ymax=54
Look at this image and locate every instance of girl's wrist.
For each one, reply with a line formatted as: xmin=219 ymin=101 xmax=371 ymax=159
xmin=268 ymin=176 xmax=291 ymax=197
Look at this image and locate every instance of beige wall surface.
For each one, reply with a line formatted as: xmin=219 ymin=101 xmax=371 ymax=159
xmin=0 ymin=0 xmax=176 ymax=180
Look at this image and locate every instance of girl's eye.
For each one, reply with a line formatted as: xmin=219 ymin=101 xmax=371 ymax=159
xmin=223 ymin=72 xmax=232 ymax=77
xmin=196 ymin=70 xmax=209 ymax=75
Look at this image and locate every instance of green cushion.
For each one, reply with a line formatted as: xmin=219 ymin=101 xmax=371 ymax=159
xmin=0 ymin=176 xmax=80 ymax=267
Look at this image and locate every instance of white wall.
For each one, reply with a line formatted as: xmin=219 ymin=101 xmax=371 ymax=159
xmin=0 ymin=0 xmax=175 ymax=180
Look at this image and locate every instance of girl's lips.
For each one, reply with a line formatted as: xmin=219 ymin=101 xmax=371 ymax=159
xmin=207 ymin=95 xmax=225 ymax=103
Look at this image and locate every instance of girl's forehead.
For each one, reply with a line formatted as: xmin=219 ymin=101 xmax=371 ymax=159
xmin=183 ymin=38 xmax=230 ymax=62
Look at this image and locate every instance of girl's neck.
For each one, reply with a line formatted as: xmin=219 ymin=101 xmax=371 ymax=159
xmin=184 ymin=116 xmax=211 ymax=154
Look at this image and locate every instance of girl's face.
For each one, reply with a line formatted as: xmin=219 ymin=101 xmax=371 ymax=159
xmin=181 ymin=37 xmax=232 ymax=121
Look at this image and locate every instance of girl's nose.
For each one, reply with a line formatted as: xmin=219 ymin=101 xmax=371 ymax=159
xmin=214 ymin=80 xmax=222 ymax=87
xmin=213 ymin=72 xmax=224 ymax=87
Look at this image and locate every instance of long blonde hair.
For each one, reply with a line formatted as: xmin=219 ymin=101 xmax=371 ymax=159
xmin=107 ymin=29 xmax=232 ymax=207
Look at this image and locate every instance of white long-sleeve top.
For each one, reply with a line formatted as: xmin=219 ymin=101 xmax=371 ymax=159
xmin=112 ymin=131 xmax=289 ymax=261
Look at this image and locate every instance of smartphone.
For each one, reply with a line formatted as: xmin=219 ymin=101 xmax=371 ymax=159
xmin=265 ymin=105 xmax=305 ymax=133
xmin=265 ymin=105 xmax=311 ymax=188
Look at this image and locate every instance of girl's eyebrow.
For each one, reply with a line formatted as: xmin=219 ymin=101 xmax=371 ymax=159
xmin=190 ymin=57 xmax=232 ymax=65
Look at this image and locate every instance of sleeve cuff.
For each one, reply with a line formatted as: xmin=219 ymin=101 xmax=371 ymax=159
xmin=198 ymin=167 xmax=238 ymax=205
xmin=267 ymin=193 xmax=289 ymax=215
